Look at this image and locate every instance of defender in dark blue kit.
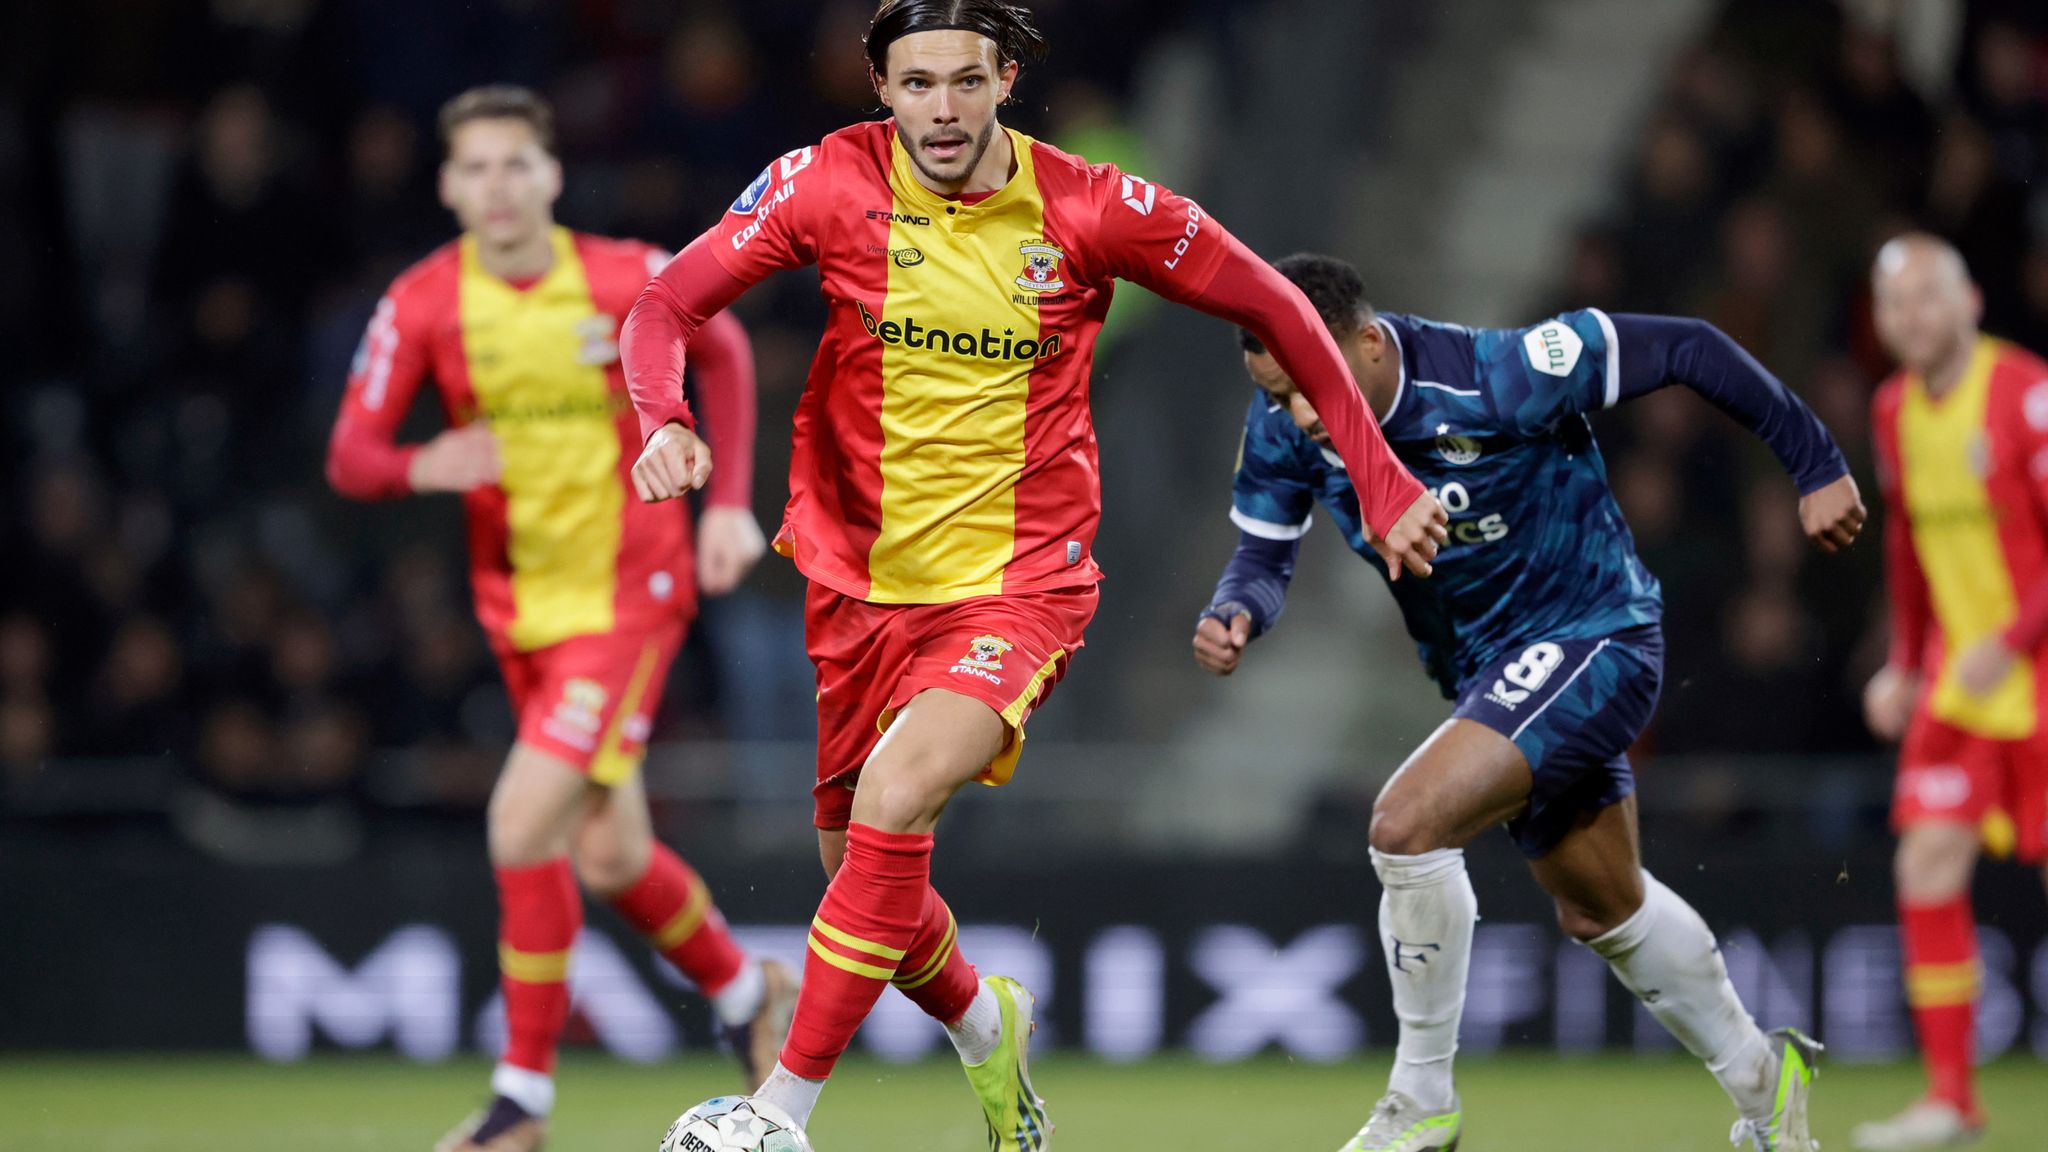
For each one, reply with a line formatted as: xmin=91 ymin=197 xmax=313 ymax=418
xmin=1194 ymin=255 xmax=1868 ymax=1152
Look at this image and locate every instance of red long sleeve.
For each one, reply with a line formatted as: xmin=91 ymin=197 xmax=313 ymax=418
xmin=687 ymin=308 xmax=757 ymax=509
xmin=328 ymin=294 xmax=430 ymax=500
xmin=1871 ymin=387 xmax=1931 ymax=670
xmin=1174 ymin=236 xmax=1425 ymax=535
xmin=622 ymin=234 xmax=752 ymax=445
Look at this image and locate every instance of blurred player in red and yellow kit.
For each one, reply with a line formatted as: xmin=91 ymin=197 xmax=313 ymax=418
xmin=1859 ymin=234 xmax=2048 ymax=1151
xmin=620 ymin=3 xmax=1447 ymax=1147
xmin=324 ymin=86 xmax=794 ymax=1152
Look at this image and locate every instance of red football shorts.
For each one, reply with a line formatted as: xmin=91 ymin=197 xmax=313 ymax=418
xmin=492 ymin=617 xmax=687 ymax=786
xmin=1894 ymin=710 xmax=2048 ymax=863
xmin=805 ymin=581 xmax=1098 ymax=830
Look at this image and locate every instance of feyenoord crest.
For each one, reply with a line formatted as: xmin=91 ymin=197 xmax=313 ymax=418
xmin=1014 ymin=242 xmax=1067 ymax=294
xmin=1436 ymin=432 xmax=1482 ymax=466
xmin=960 ymin=634 xmax=1014 ymax=671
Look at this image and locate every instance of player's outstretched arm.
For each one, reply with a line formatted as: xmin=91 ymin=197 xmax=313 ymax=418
xmin=1193 ymin=531 xmax=1300 ymax=676
xmin=622 ymin=236 xmax=754 ymax=502
xmin=684 ymin=309 xmax=767 ymax=595
xmin=1606 ymin=313 xmax=1864 ymax=551
xmin=1863 ymin=391 xmax=1927 ymax=739
xmin=1160 ymin=238 xmax=1444 ymax=579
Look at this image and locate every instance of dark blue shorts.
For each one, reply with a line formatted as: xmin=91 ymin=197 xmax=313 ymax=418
xmin=1451 ymin=625 xmax=1664 ymax=858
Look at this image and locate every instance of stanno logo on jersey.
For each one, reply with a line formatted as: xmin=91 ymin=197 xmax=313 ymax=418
xmin=1120 ymin=175 xmax=1156 ymax=215
xmin=866 ymin=209 xmax=932 ymax=226
xmin=1435 ymin=431 xmax=1482 ymax=466
xmin=1014 ymin=242 xmax=1067 ymax=294
xmin=856 ymin=300 xmax=1063 ymax=361
xmin=1522 ymin=321 xmax=1584 ymax=378
xmin=574 ymin=314 xmax=620 ymax=366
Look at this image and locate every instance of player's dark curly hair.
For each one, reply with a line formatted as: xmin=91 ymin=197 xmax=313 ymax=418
xmin=1239 ymin=252 xmax=1377 ymax=355
xmin=865 ymin=0 xmax=1050 ymax=79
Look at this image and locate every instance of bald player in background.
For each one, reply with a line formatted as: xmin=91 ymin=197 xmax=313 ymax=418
xmin=1858 ymin=234 xmax=2048 ymax=1151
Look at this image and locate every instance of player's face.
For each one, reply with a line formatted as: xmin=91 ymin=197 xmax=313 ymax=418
xmin=876 ymin=31 xmax=1017 ymax=189
xmin=439 ymin=118 xmax=561 ymax=249
xmin=1872 ymin=243 xmax=1981 ymax=375
xmin=1246 ymin=351 xmax=1329 ymax=446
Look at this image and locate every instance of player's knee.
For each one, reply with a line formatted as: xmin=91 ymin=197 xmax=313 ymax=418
xmin=1368 ymin=795 xmax=1447 ymax=856
xmin=1894 ymin=827 xmax=1975 ymax=902
xmin=574 ymin=837 xmax=649 ymax=898
xmin=854 ymin=750 xmax=962 ymax=833
xmin=1552 ymin=896 xmax=1627 ymax=941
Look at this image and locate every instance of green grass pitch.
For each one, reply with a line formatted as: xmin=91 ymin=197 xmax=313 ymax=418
xmin=5 ymin=1052 xmax=2044 ymax=1150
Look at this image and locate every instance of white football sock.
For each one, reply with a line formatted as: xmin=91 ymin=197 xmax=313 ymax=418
xmin=1372 ymin=847 xmax=1477 ymax=1112
xmin=491 ymin=1062 xmax=555 ymax=1117
xmin=755 ymin=1061 xmax=825 ymax=1128
xmin=1586 ymin=871 xmax=1775 ymax=1122
xmin=946 ymin=980 xmax=1002 ymax=1065
xmin=710 ymin=957 xmax=767 ymax=1028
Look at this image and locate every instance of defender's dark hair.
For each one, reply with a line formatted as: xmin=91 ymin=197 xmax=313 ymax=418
xmin=865 ymin=0 xmax=1049 ymax=78
xmin=1239 ymin=252 xmax=1376 ymax=354
xmin=438 ymin=85 xmax=556 ymax=157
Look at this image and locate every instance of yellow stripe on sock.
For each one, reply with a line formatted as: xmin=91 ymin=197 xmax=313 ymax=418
xmin=807 ymin=933 xmax=897 ymax=981
xmin=500 ymin=944 xmax=572 ymax=984
xmin=811 ymin=916 xmax=908 ymax=962
xmin=1906 ymin=960 xmax=1981 ymax=1007
xmin=653 ymin=876 xmax=711 ymax=950
xmin=892 ymin=911 xmax=959 ymax=990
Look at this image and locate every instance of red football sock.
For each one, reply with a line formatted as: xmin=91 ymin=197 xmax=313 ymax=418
xmin=892 ymin=885 xmax=979 ymax=1024
xmin=609 ymin=844 xmax=745 ymax=996
xmin=496 ymin=857 xmax=583 ymax=1075
xmin=780 ymin=823 xmax=932 ymax=1078
xmin=1900 ymin=896 xmax=1979 ymax=1116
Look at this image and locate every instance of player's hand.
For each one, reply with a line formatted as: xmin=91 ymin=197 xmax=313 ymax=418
xmin=1955 ymin=637 xmax=2017 ymax=700
xmin=696 ymin=504 xmax=767 ymax=597
xmin=1192 ymin=606 xmax=1253 ymax=676
xmin=1862 ymin=663 xmax=1919 ymax=742
xmin=1371 ymin=491 xmax=1450 ymax=582
xmin=632 ymin=421 xmax=712 ymax=503
xmin=1799 ymin=474 xmax=1866 ymax=553
xmin=407 ymin=422 xmax=501 ymax=493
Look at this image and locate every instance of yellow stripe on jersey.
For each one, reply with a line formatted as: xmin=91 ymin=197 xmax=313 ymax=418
xmin=1899 ymin=337 xmax=2035 ymax=737
xmin=865 ymin=130 xmax=1045 ymax=602
xmin=461 ymin=227 xmax=623 ymax=651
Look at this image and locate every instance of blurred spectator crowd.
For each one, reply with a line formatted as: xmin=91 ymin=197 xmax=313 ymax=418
xmin=0 ymin=0 xmax=1170 ymax=820
xmin=1550 ymin=0 xmax=2048 ymax=756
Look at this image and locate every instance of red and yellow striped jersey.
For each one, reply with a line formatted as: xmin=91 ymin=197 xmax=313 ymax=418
xmin=693 ymin=121 xmax=1229 ymax=605
xmin=329 ymin=227 xmax=753 ymax=651
xmin=1874 ymin=336 xmax=2048 ymax=737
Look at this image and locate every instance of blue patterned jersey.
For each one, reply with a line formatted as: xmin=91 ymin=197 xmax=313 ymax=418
xmin=1229 ymin=309 xmax=1663 ymax=696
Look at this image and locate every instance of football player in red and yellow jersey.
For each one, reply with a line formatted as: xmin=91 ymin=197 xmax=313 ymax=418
xmin=1859 ymin=234 xmax=2048 ymax=1151
xmin=325 ymin=87 xmax=794 ymax=1152
xmin=620 ymin=3 xmax=1448 ymax=1147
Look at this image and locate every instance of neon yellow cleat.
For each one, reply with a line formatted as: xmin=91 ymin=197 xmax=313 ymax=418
xmin=1338 ymin=1092 xmax=1461 ymax=1152
xmin=1733 ymin=1028 xmax=1824 ymax=1152
xmin=959 ymin=975 xmax=1052 ymax=1151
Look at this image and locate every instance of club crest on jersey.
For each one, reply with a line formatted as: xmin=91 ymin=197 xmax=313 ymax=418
xmin=1014 ymin=242 xmax=1067 ymax=294
xmin=575 ymin=314 xmax=620 ymax=366
xmin=1435 ymin=431 xmax=1482 ymax=466
xmin=960 ymin=634 xmax=1013 ymax=671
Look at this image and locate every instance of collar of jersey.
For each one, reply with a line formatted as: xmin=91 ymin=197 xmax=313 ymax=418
xmin=1374 ymin=315 xmax=1411 ymax=427
xmin=460 ymin=225 xmax=575 ymax=296
xmin=888 ymin=122 xmax=1036 ymax=218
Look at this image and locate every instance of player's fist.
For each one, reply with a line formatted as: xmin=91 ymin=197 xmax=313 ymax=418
xmin=1862 ymin=663 xmax=1919 ymax=742
xmin=696 ymin=504 xmax=767 ymax=597
xmin=633 ymin=421 xmax=712 ymax=503
xmin=1799 ymin=474 xmax=1866 ymax=554
xmin=1954 ymin=636 xmax=2016 ymax=700
xmin=1192 ymin=605 xmax=1253 ymax=676
xmin=408 ymin=422 xmax=501 ymax=493
xmin=1371 ymin=491 xmax=1450 ymax=582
